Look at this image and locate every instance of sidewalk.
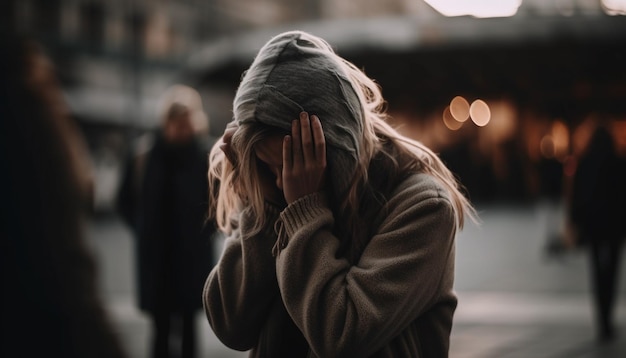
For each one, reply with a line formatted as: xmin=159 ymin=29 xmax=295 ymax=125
xmin=451 ymin=292 xmax=626 ymax=358
xmin=86 ymin=203 xmax=626 ymax=358
xmin=449 ymin=204 xmax=626 ymax=358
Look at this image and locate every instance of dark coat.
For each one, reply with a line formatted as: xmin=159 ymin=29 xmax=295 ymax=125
xmin=118 ymin=132 xmax=216 ymax=313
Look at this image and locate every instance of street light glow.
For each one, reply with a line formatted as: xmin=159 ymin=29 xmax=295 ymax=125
xmin=443 ymin=106 xmax=463 ymax=130
xmin=602 ymin=0 xmax=626 ymax=15
xmin=424 ymin=0 xmax=522 ymax=18
xmin=470 ymin=99 xmax=491 ymax=126
xmin=450 ymin=96 xmax=470 ymax=122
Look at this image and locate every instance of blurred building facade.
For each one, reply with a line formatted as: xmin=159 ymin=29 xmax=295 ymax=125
xmin=4 ymin=0 xmax=626 ymax=210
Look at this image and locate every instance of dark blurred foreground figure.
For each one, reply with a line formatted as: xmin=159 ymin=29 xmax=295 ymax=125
xmin=117 ymin=85 xmax=216 ymax=358
xmin=204 ymin=30 xmax=477 ymax=357
xmin=0 ymin=35 xmax=127 ymax=358
xmin=570 ymin=125 xmax=626 ymax=342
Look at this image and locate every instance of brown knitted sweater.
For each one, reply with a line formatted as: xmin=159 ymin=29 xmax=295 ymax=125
xmin=204 ymin=172 xmax=457 ymax=357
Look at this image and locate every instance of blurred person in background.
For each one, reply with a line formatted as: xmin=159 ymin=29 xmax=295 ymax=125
xmin=0 ymin=34 xmax=127 ymax=358
xmin=117 ymin=85 xmax=216 ymax=358
xmin=570 ymin=123 xmax=626 ymax=343
xmin=203 ymin=30 xmax=476 ymax=358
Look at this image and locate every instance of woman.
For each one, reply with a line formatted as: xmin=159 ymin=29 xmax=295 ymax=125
xmin=1 ymin=35 xmax=126 ymax=358
xmin=203 ymin=30 xmax=476 ymax=357
xmin=117 ymin=85 xmax=216 ymax=358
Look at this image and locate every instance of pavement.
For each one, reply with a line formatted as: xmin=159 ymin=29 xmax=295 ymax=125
xmin=85 ymin=202 xmax=626 ymax=358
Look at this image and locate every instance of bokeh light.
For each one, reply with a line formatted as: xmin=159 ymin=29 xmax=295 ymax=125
xmin=450 ymin=96 xmax=470 ymax=122
xmin=540 ymin=135 xmax=556 ymax=159
xmin=443 ymin=106 xmax=463 ymax=130
xmin=551 ymin=120 xmax=570 ymax=161
xmin=470 ymin=99 xmax=491 ymax=127
xmin=484 ymin=100 xmax=517 ymax=143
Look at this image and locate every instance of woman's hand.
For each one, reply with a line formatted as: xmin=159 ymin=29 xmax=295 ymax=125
xmin=282 ymin=112 xmax=327 ymax=204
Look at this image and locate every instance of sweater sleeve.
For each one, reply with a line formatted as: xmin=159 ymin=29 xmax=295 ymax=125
xmin=203 ymin=203 xmax=281 ymax=351
xmin=275 ymin=175 xmax=457 ymax=357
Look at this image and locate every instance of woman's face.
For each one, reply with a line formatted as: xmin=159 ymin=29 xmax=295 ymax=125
xmin=254 ymin=134 xmax=285 ymax=191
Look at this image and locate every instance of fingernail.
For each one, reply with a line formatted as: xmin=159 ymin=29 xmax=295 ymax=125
xmin=300 ymin=112 xmax=308 ymax=120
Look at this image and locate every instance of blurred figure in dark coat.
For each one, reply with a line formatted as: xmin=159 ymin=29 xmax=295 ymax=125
xmin=570 ymin=124 xmax=626 ymax=342
xmin=0 ymin=34 xmax=127 ymax=358
xmin=117 ymin=85 xmax=216 ymax=358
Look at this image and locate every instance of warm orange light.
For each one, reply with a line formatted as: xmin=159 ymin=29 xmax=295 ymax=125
xmin=612 ymin=120 xmax=626 ymax=157
xmin=443 ymin=106 xmax=463 ymax=130
xmin=572 ymin=117 xmax=596 ymax=157
xmin=450 ymin=96 xmax=470 ymax=122
xmin=470 ymin=99 xmax=491 ymax=127
xmin=540 ymin=135 xmax=556 ymax=158
xmin=551 ymin=120 xmax=570 ymax=161
xmin=485 ymin=100 xmax=517 ymax=143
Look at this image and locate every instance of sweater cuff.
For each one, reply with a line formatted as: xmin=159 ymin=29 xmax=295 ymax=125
xmin=279 ymin=192 xmax=331 ymax=238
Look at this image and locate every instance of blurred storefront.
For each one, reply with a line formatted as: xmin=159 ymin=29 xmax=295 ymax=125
xmin=4 ymin=0 xmax=626 ymax=211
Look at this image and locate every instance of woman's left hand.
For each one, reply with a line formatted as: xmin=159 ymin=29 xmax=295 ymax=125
xmin=282 ymin=112 xmax=327 ymax=204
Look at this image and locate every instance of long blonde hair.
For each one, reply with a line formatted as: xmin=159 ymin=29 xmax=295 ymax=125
xmin=208 ymin=31 xmax=476 ymax=246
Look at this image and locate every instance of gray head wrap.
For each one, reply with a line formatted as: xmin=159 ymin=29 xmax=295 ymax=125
xmin=233 ymin=30 xmax=364 ymax=200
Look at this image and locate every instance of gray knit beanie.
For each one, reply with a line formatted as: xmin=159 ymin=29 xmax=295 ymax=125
xmin=233 ymin=30 xmax=364 ymax=200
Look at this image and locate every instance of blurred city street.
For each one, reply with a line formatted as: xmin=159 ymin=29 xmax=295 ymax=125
xmin=5 ymin=1 xmax=626 ymax=357
xmin=86 ymin=203 xmax=626 ymax=358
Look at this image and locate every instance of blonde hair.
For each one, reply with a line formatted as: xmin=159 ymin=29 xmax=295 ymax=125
xmin=208 ymin=31 xmax=476 ymax=244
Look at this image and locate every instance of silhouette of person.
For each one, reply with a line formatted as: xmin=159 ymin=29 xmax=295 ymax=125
xmin=570 ymin=124 xmax=626 ymax=342
xmin=117 ymin=85 xmax=216 ymax=358
xmin=0 ymin=34 xmax=127 ymax=358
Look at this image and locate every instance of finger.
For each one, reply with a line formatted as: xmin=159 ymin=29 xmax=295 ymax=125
xmin=300 ymin=112 xmax=315 ymax=165
xmin=283 ymin=135 xmax=292 ymax=172
xmin=311 ymin=115 xmax=326 ymax=165
xmin=291 ymin=118 xmax=303 ymax=168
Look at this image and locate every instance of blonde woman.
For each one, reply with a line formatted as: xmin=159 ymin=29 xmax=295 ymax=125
xmin=203 ymin=30 xmax=476 ymax=358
